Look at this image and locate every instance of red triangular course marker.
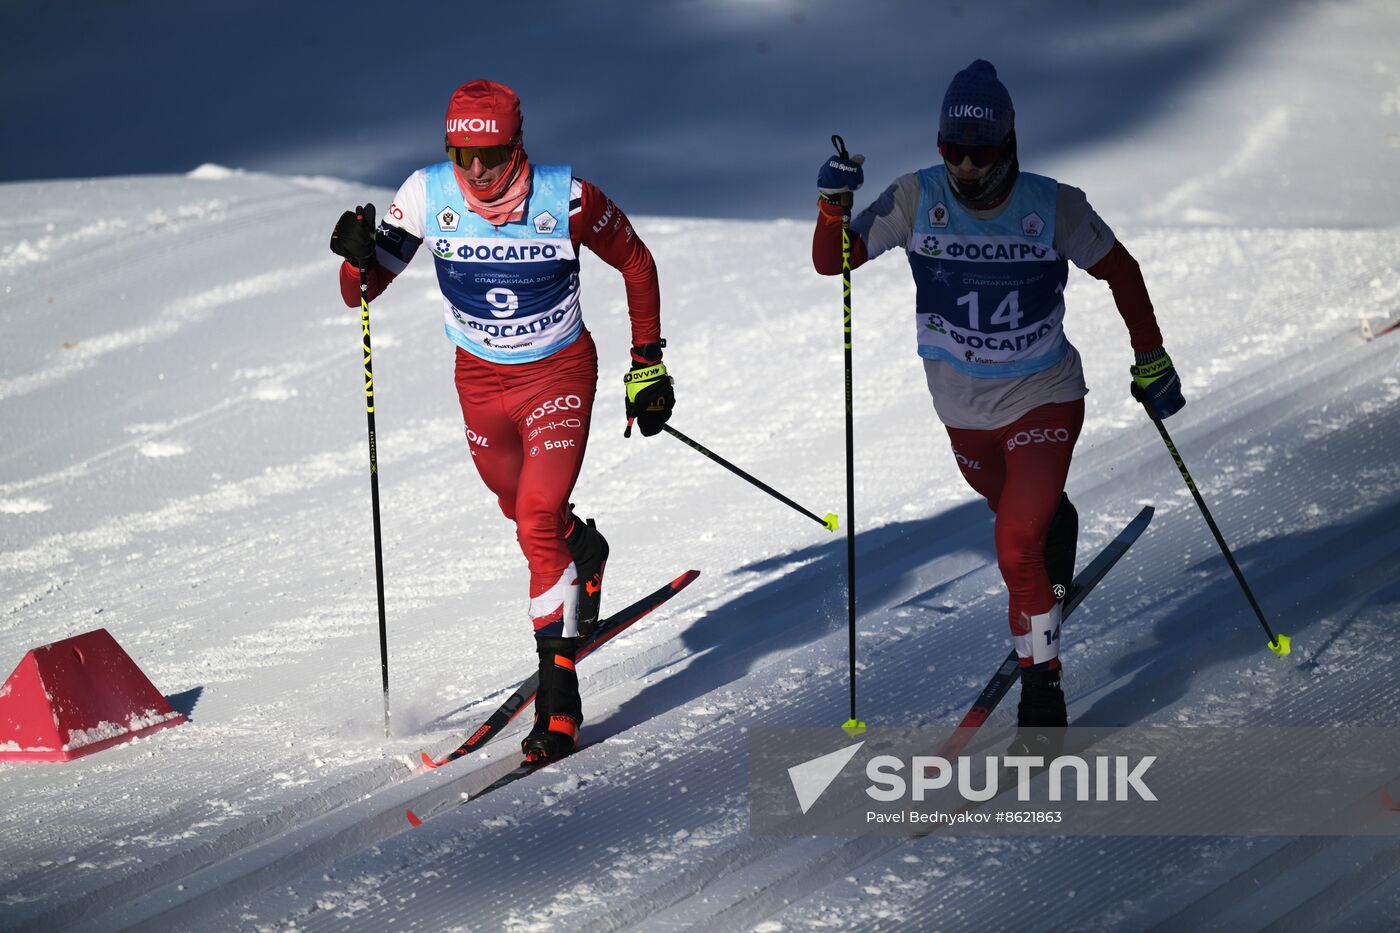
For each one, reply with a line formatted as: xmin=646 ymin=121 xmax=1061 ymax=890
xmin=0 ymin=628 xmax=185 ymax=762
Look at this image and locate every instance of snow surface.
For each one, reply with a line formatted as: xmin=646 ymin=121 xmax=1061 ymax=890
xmin=3 ymin=1 xmax=1400 ymax=930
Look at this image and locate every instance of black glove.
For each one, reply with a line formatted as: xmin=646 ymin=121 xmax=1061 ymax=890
xmin=624 ymin=345 xmax=674 ymax=437
xmin=330 ymin=203 xmax=378 ymax=268
xmin=1130 ymin=347 xmax=1186 ymax=419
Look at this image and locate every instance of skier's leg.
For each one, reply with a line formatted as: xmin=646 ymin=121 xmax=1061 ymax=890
xmin=453 ymin=349 xmax=525 ymax=522
xmin=1044 ymin=492 xmax=1079 ymax=601
xmin=508 ymin=335 xmax=598 ymax=761
xmin=508 ymin=333 xmax=599 ymax=640
xmin=943 ymin=428 xmax=1008 ymax=513
xmin=993 ymin=399 xmax=1084 ymax=673
xmin=987 ymin=401 xmax=1084 ymax=751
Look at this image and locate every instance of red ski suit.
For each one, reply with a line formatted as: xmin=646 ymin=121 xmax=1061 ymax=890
xmin=813 ymin=176 xmax=1164 ymax=669
xmin=339 ymin=176 xmax=660 ymax=636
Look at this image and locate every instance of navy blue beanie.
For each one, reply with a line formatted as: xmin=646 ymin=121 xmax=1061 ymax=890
xmin=939 ymin=60 xmax=1014 ymax=146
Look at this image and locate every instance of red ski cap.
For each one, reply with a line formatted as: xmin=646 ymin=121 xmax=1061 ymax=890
xmin=444 ymin=79 xmax=522 ymax=147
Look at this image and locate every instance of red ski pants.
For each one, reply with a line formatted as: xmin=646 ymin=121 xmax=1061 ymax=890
xmin=945 ymin=399 xmax=1084 ymax=658
xmin=453 ymin=331 xmax=598 ymax=634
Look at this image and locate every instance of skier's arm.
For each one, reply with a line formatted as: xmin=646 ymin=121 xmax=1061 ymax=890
xmin=570 ymin=178 xmax=662 ymax=359
xmin=1084 ymin=242 xmax=1163 ymax=352
xmin=1059 ymin=184 xmax=1182 ymax=416
xmin=813 ymin=199 xmax=870 ymax=273
xmin=336 ymin=173 xmax=428 ymax=308
xmin=812 ymin=174 xmax=920 ymax=276
xmin=337 ymin=258 xmax=399 ymax=307
xmin=1056 ymin=185 xmax=1163 ymax=352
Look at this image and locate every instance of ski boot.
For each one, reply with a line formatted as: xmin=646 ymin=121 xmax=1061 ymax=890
xmin=1044 ymin=493 xmax=1078 ymax=603
xmin=565 ymin=515 xmax=609 ymax=637
xmin=521 ymin=635 xmax=582 ymax=764
xmin=1008 ymin=665 xmax=1067 ymax=761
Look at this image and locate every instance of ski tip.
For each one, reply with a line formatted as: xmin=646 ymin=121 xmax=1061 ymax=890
xmin=1268 ymin=633 xmax=1292 ymax=657
xmin=823 ymin=512 xmax=840 ymax=532
xmin=419 ymin=751 xmax=442 ymax=770
xmin=1362 ymin=318 xmax=1375 ymax=341
xmin=841 ymin=718 xmax=867 ymax=738
xmin=1382 ymin=788 xmax=1399 ymax=813
xmin=671 ymin=569 xmax=702 ymax=588
xmin=406 ymin=809 xmax=423 ymax=827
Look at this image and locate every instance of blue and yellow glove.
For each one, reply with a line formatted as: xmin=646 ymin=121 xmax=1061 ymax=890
xmin=624 ymin=342 xmax=674 ymax=437
xmin=1130 ymin=347 xmax=1186 ymax=419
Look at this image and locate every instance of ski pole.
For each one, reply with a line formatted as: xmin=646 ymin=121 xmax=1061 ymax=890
xmin=661 ymin=424 xmax=837 ymax=531
xmin=832 ymin=134 xmax=865 ymax=737
xmin=1131 ymin=384 xmax=1290 ymax=656
xmin=357 ymin=241 xmax=392 ymax=737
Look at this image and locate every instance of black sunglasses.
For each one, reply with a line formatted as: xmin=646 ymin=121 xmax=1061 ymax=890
xmin=447 ymin=144 xmax=515 ymax=169
xmin=939 ymin=141 xmax=1002 ymax=169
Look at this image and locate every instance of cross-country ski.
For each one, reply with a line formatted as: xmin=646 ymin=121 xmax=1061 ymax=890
xmin=937 ymin=505 xmax=1153 ymax=760
xmin=405 ymin=570 xmax=699 ymax=826
xmin=417 ymin=570 xmax=700 ymax=771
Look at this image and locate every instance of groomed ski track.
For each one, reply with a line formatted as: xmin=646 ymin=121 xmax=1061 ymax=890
xmin=195 ymin=296 xmax=1400 ymax=933
xmin=0 ymin=170 xmax=1395 ymax=929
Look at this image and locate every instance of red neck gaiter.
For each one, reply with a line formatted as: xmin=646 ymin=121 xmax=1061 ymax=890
xmin=455 ymin=147 xmax=532 ymax=227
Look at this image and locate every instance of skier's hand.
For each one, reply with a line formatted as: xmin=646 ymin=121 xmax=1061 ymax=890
xmin=624 ymin=355 xmax=674 ymax=438
xmin=330 ymin=203 xmax=379 ymax=268
xmin=818 ymin=153 xmax=865 ymax=208
xmin=1130 ymin=348 xmax=1185 ymax=419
